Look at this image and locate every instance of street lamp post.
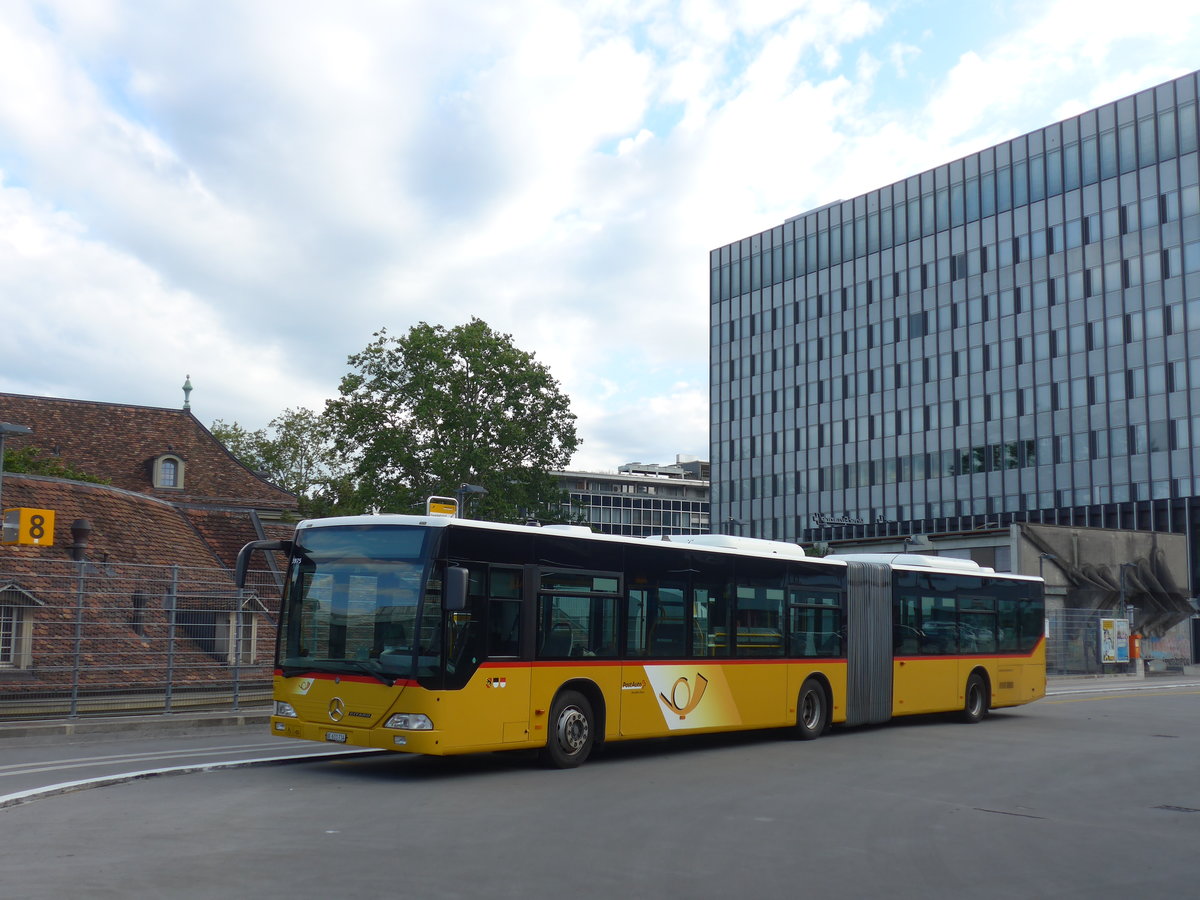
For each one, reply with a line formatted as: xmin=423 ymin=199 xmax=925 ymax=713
xmin=455 ymin=483 xmax=488 ymax=519
xmin=1118 ymin=562 xmax=1141 ymax=679
xmin=1119 ymin=562 xmax=1138 ymax=620
xmin=0 ymin=421 xmax=33 ymax=517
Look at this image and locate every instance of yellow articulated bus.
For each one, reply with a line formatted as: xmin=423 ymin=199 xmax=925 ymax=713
xmin=237 ymin=512 xmax=1045 ymax=768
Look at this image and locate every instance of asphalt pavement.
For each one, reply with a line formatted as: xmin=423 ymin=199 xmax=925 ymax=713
xmin=0 ymin=704 xmax=370 ymax=808
xmin=3 ymin=672 xmax=1197 ymax=809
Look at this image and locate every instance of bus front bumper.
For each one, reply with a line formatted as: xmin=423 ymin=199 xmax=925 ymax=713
xmin=270 ymin=716 xmax=447 ymax=755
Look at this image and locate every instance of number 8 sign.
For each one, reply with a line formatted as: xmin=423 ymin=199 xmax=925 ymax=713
xmin=1 ymin=507 xmax=56 ymax=546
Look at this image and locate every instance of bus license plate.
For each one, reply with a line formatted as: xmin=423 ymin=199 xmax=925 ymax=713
xmin=325 ymin=732 xmax=347 ymax=744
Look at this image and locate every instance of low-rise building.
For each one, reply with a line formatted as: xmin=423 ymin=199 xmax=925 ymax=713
xmin=0 ymin=391 xmax=296 ymax=714
xmin=554 ymin=456 xmax=710 ymax=537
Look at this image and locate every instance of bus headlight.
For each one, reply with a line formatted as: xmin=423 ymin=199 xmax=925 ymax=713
xmin=384 ymin=713 xmax=433 ymax=730
xmin=274 ymin=701 xmax=299 ymax=718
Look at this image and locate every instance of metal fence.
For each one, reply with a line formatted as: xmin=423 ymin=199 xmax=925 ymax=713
xmin=1047 ymin=607 xmax=1133 ymax=675
xmin=1047 ymin=607 xmax=1196 ymax=675
xmin=1 ymin=557 xmax=281 ymax=721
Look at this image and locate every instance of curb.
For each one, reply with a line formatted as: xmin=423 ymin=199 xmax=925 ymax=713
xmin=0 ymin=711 xmax=272 ymax=741
xmin=1045 ymin=672 xmax=1200 ymax=696
xmin=0 ymin=748 xmax=382 ymax=810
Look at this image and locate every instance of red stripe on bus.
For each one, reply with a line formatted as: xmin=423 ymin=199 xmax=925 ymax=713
xmin=272 ymin=669 xmax=417 ymax=687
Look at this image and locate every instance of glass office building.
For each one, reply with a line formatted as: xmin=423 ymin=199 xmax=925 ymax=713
xmin=710 ymin=70 xmax=1200 ymax=587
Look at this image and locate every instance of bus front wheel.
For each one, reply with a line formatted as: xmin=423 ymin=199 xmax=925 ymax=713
xmin=794 ymin=678 xmax=828 ymax=740
xmin=540 ymin=690 xmax=594 ymax=768
xmin=961 ymin=672 xmax=989 ymax=724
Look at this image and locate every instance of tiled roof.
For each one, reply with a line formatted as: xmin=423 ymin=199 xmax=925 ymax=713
xmin=0 ymin=393 xmax=297 ymax=509
xmin=0 ymin=397 xmax=293 ymax=701
xmin=0 ymin=475 xmax=283 ymax=698
xmin=180 ymin=504 xmax=292 ymax=572
xmin=0 ymin=474 xmax=228 ymax=568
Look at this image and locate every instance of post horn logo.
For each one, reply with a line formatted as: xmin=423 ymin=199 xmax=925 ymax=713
xmin=658 ymin=673 xmax=709 ymax=720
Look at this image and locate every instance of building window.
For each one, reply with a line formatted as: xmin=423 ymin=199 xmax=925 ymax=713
xmin=153 ymin=454 xmax=186 ymax=490
xmin=0 ymin=584 xmax=42 ymax=669
xmin=177 ymin=609 xmax=259 ymax=664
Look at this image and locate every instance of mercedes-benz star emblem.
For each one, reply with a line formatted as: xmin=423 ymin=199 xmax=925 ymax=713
xmin=328 ymin=697 xmax=346 ymax=722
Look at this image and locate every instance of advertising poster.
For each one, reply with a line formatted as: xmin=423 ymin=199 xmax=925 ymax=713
xmin=1099 ymin=618 xmax=1131 ymax=664
xmin=1114 ymin=619 xmax=1130 ymax=663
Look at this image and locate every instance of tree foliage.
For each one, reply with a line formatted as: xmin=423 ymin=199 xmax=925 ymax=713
xmin=211 ymin=408 xmax=357 ymax=517
xmin=1 ymin=446 xmax=110 ymax=484
xmin=324 ymin=318 xmax=580 ymax=522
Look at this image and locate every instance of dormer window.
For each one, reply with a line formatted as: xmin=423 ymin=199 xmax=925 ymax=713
xmin=153 ymin=454 xmax=186 ymax=490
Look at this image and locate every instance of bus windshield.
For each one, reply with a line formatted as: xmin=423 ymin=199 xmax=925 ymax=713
xmin=278 ymin=524 xmax=442 ymax=683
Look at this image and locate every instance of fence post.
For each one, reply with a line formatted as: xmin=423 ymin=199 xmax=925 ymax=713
xmin=69 ymin=559 xmax=86 ymax=718
xmin=231 ymin=589 xmax=243 ymax=711
xmin=164 ymin=564 xmax=179 ymax=714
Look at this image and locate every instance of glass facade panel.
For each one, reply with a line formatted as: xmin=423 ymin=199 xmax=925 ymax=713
xmin=711 ymin=69 xmax=1200 ymax=553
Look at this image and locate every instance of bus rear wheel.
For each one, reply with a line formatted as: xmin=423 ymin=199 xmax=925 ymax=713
xmin=794 ymin=678 xmax=828 ymax=740
xmin=961 ymin=672 xmax=989 ymax=724
xmin=540 ymin=690 xmax=594 ymax=768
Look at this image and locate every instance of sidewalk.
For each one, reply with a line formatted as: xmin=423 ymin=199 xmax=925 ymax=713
xmin=1046 ymin=671 xmax=1200 ymax=694
xmin=0 ymin=706 xmax=272 ymax=742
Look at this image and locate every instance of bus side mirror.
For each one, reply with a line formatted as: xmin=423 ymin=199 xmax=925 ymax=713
xmin=235 ymin=539 xmax=292 ymax=588
xmin=445 ymin=566 xmax=469 ymax=612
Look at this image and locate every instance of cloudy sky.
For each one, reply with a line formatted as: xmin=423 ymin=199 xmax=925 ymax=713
xmin=1 ymin=1 xmax=1197 ymax=471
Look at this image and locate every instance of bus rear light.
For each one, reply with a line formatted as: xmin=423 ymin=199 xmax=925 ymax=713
xmin=274 ymin=701 xmax=299 ymax=718
xmin=384 ymin=713 xmax=433 ymax=730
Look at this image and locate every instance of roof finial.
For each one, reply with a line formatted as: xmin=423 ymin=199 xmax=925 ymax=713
xmin=182 ymin=374 xmax=193 ymax=410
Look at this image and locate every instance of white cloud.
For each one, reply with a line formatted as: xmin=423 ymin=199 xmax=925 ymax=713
xmin=0 ymin=178 xmax=321 ymax=417
xmin=1 ymin=0 xmax=1197 ymax=478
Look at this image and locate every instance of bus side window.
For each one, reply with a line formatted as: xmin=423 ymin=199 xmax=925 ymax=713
xmin=647 ymin=586 xmax=686 ymax=658
xmin=626 ymin=589 xmax=648 ymax=656
xmin=920 ymin=596 xmax=957 ymax=654
xmin=485 ymin=568 xmax=522 ymax=658
xmin=789 ymin=589 xmax=842 ymax=658
xmin=693 ymin=586 xmax=729 ymax=657
xmin=894 ymin=595 xmax=920 ymax=654
xmin=488 ymin=600 xmax=521 ymax=657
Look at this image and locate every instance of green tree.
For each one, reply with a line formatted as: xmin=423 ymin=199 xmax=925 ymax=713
xmin=325 ymin=318 xmax=580 ymax=522
xmin=210 ymin=420 xmax=273 ymax=473
xmin=1 ymin=446 xmax=110 ymax=484
xmin=212 ymin=408 xmax=358 ymax=517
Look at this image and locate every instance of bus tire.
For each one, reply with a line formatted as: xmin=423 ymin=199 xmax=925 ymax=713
xmin=540 ymin=690 xmax=594 ymax=768
xmin=794 ymin=678 xmax=828 ymax=740
xmin=961 ymin=672 xmax=989 ymax=724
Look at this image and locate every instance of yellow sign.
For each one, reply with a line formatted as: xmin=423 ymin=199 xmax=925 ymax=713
xmin=2 ymin=507 xmax=56 ymax=546
xmin=426 ymin=496 xmax=458 ymax=517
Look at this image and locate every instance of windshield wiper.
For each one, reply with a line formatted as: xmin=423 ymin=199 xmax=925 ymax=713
xmin=336 ymin=659 xmax=396 ymax=686
xmin=278 ymin=659 xmax=395 ymax=686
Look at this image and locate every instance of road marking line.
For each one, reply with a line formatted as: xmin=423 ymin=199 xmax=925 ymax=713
xmin=1046 ymin=681 xmax=1200 ymax=697
xmin=0 ymin=744 xmax=295 ymax=776
xmin=0 ymin=749 xmax=383 ymax=810
xmin=1045 ymin=690 xmax=1200 ymax=704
